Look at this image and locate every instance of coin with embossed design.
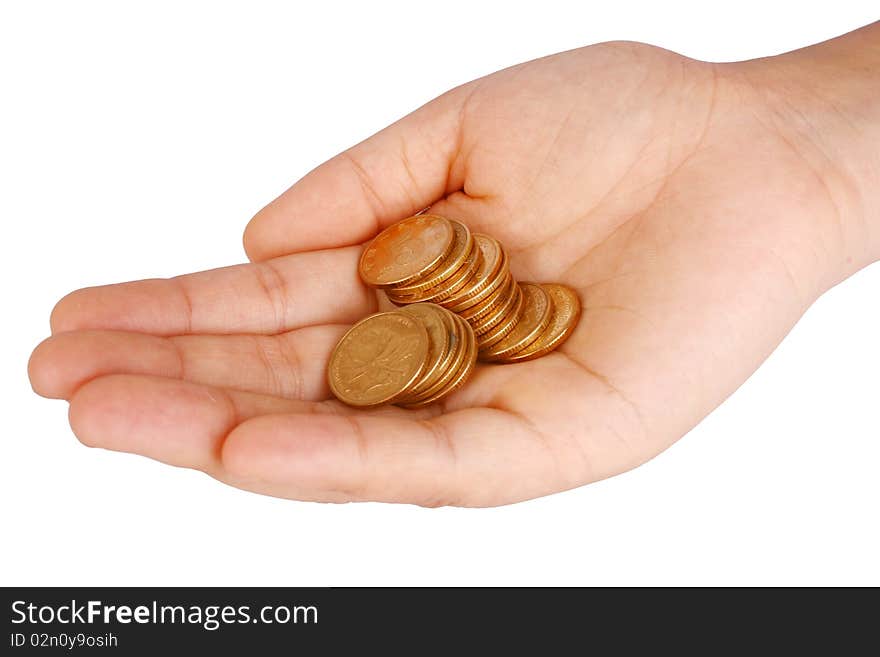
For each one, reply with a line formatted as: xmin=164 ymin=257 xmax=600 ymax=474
xmin=400 ymin=303 xmax=452 ymax=396
xmin=328 ymin=311 xmax=429 ymax=406
xmin=400 ymin=314 xmax=477 ymax=409
xmin=444 ymin=234 xmax=504 ymax=309
xmin=472 ymin=277 xmax=521 ymax=337
xmin=388 ymin=220 xmax=473 ymax=296
xmin=390 ymin=235 xmax=483 ymax=304
xmin=500 ymin=284 xmax=581 ymax=362
xmin=475 ymin=283 xmax=524 ymax=348
xmin=480 ymin=283 xmax=552 ymax=360
xmin=459 ymin=271 xmax=513 ymax=324
xmin=359 ymin=215 xmax=454 ymax=287
xmin=399 ymin=314 xmax=467 ymax=405
xmin=352 ymin=215 xmax=579 ymax=384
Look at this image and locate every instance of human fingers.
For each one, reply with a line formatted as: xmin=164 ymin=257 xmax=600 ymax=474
xmin=243 ymin=83 xmax=473 ymax=261
xmin=67 ymin=374 xmax=435 ymax=476
xmin=49 ymin=245 xmax=374 ymax=336
xmin=29 ymin=325 xmax=349 ymax=401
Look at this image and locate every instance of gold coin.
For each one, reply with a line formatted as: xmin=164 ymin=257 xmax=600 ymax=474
xmin=424 ymin=236 xmax=484 ymax=301
xmin=472 ymin=276 xmax=521 ymax=336
xmin=328 ymin=311 xmax=429 ymax=406
xmin=400 ymin=314 xmax=477 ymax=408
xmin=443 ymin=234 xmax=504 ymax=308
xmin=389 ymin=220 xmax=473 ymax=296
xmin=459 ymin=270 xmax=513 ymax=324
xmin=404 ymin=307 xmax=460 ymax=398
xmin=500 ymin=284 xmax=581 ymax=363
xmin=399 ymin=303 xmax=452 ymax=397
xmin=446 ymin=240 xmax=508 ymax=313
xmin=391 ymin=235 xmax=483 ymax=304
xmin=400 ymin=312 xmax=468 ymax=405
xmin=401 ymin=315 xmax=467 ymax=405
xmin=386 ymin=235 xmax=478 ymax=303
xmin=476 ymin=283 xmax=524 ymax=347
xmin=480 ymin=283 xmax=552 ymax=360
xmin=359 ymin=215 xmax=454 ymax=288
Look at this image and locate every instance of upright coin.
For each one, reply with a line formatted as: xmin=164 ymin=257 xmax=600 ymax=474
xmin=460 ymin=271 xmax=513 ymax=324
xmin=446 ymin=236 xmax=507 ymax=312
xmin=443 ymin=234 xmax=503 ymax=306
xmin=400 ymin=314 xmax=477 ymax=409
xmin=359 ymin=215 xmax=454 ymax=287
xmin=400 ymin=303 xmax=451 ymax=395
xmin=328 ymin=311 xmax=429 ymax=406
xmin=480 ymin=283 xmax=552 ymax=360
xmin=501 ymin=284 xmax=581 ymax=362
xmin=473 ymin=276 xmax=521 ymax=336
xmin=476 ymin=283 xmax=524 ymax=347
xmin=400 ymin=312 xmax=468 ymax=405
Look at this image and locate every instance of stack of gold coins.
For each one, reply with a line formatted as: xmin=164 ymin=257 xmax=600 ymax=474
xmin=327 ymin=303 xmax=477 ymax=409
xmin=357 ymin=214 xmax=581 ymax=364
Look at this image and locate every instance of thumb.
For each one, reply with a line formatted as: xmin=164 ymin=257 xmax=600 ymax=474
xmin=243 ymin=84 xmax=472 ymax=262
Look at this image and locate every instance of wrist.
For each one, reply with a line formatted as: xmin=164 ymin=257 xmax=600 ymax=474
xmin=729 ymin=23 xmax=880 ymax=282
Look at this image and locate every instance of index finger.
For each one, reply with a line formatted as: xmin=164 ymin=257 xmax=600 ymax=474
xmin=242 ymin=84 xmax=471 ymax=261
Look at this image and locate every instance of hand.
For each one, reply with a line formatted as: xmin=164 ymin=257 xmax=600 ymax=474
xmin=29 ymin=30 xmax=879 ymax=506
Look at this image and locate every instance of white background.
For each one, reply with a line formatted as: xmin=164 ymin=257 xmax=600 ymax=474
xmin=2 ymin=1 xmax=878 ymax=586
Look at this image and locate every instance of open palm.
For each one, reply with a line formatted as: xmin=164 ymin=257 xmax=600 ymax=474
xmin=29 ymin=42 xmax=851 ymax=506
